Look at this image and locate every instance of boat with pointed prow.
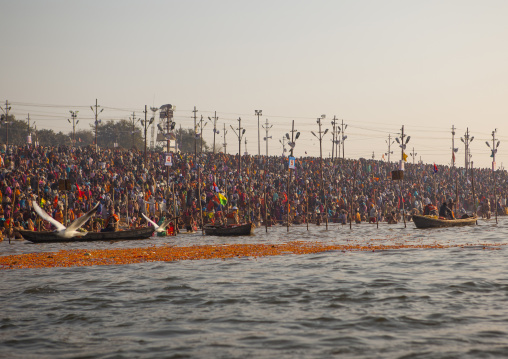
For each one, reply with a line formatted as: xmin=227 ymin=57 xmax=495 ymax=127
xmin=412 ymin=215 xmax=477 ymax=229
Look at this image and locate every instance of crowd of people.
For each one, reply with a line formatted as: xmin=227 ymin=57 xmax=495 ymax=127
xmin=0 ymin=143 xmax=507 ymax=240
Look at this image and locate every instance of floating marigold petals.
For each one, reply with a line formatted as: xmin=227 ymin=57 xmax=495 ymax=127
xmin=0 ymin=241 xmax=505 ymax=270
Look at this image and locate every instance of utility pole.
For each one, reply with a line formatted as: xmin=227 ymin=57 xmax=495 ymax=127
xmin=410 ymin=147 xmax=417 ymax=165
xmin=262 ymin=119 xmax=272 ymax=234
xmin=68 ymin=110 xmax=79 ymax=146
xmin=223 ymin=123 xmax=228 ymax=153
xmin=230 ymin=117 xmax=246 ymax=173
xmin=486 ymin=129 xmax=500 ymax=224
xmin=208 ymin=111 xmax=219 ymax=154
xmin=451 ymin=125 xmax=458 ymax=167
xmin=130 ymin=111 xmax=140 ymax=149
xmin=460 ymin=128 xmax=474 ymax=177
xmin=331 ymin=116 xmax=338 ymax=162
xmin=198 ymin=115 xmax=207 ymax=153
xmin=141 ymin=105 xmax=154 ymax=167
xmin=26 ymin=113 xmax=31 ymax=145
xmin=385 ymin=134 xmax=394 ymax=163
xmin=396 ymin=125 xmax=410 ymax=228
xmin=263 ymin=118 xmax=273 ymax=160
xmin=279 ymin=137 xmax=287 ymax=156
xmin=311 ymin=115 xmax=329 ymax=229
xmin=341 ymin=119 xmax=348 ymax=159
xmin=255 ymin=110 xmax=262 ymax=161
xmin=90 ymin=99 xmax=103 ymax=152
xmin=149 ymin=107 xmax=159 ymax=149
xmin=193 ymin=106 xmax=198 ymax=161
xmin=0 ymin=100 xmax=12 ymax=146
xmin=285 ymin=120 xmax=300 ymax=232
xmin=486 ymin=129 xmax=500 ymax=173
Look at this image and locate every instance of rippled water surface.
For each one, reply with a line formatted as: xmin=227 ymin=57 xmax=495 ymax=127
xmin=2 ymin=219 xmax=508 ymax=358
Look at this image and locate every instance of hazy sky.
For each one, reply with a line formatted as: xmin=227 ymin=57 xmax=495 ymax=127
xmin=1 ymin=0 xmax=508 ymax=169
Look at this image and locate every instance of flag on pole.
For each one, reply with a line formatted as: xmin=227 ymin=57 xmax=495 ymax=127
xmin=403 ymin=152 xmax=408 ymax=162
xmin=218 ymin=193 xmax=227 ymax=206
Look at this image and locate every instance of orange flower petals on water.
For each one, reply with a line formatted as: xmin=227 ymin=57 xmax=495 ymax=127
xmin=1 ymin=241 xmax=505 ymax=270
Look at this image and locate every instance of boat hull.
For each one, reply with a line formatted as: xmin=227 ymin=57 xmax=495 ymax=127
xmin=19 ymin=227 xmax=155 ymax=243
xmin=412 ymin=215 xmax=477 ymax=229
xmin=203 ymin=223 xmax=255 ymax=236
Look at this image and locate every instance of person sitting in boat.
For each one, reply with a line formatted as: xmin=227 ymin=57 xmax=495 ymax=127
xmin=439 ymin=201 xmax=454 ymax=220
xmin=226 ymin=206 xmax=239 ymax=225
xmin=102 ymin=207 xmax=119 ymax=232
xmin=423 ymin=199 xmax=439 ymax=216
xmin=447 ymin=199 xmax=456 ymax=219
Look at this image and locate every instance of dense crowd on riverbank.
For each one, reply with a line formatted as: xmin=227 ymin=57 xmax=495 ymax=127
xmin=0 ymin=144 xmax=507 ymax=239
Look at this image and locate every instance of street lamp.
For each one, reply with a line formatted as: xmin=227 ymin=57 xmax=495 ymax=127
xmin=68 ymin=110 xmax=79 ymax=146
xmin=208 ymin=112 xmax=219 ymax=154
xmin=311 ymin=114 xmax=329 ymax=229
xmin=255 ymin=110 xmax=262 ymax=161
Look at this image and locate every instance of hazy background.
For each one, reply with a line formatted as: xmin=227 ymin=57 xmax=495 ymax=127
xmin=1 ymin=0 xmax=508 ymax=169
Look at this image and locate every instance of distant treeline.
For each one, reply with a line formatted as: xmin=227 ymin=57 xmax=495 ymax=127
xmin=0 ymin=115 xmax=211 ymax=152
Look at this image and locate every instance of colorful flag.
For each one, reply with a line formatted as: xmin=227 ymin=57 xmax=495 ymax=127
xmin=218 ymin=193 xmax=227 ymax=206
xmin=403 ymin=152 xmax=408 ymax=162
xmin=433 ymin=163 xmax=438 ymax=174
xmin=40 ymin=198 xmax=46 ymax=206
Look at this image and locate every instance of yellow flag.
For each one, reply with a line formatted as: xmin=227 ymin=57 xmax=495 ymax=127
xmin=403 ymin=152 xmax=408 ymax=162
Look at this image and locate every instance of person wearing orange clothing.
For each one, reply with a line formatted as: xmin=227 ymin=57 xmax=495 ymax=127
xmin=102 ymin=206 xmax=119 ymax=232
xmin=54 ymin=206 xmax=64 ymax=224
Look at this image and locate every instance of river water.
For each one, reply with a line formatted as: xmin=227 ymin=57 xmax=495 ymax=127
xmin=2 ymin=218 xmax=508 ymax=358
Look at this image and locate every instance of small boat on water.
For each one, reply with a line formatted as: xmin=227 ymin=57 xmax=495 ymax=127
xmin=19 ymin=227 xmax=155 ymax=243
xmin=203 ymin=223 xmax=255 ymax=236
xmin=412 ymin=215 xmax=477 ymax=229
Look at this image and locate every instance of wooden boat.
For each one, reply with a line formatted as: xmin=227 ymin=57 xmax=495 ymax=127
xmin=203 ymin=223 xmax=255 ymax=236
xmin=412 ymin=215 xmax=477 ymax=229
xmin=19 ymin=227 xmax=154 ymax=243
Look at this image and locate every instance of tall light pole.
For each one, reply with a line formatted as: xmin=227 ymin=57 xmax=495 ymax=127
xmin=149 ymin=107 xmax=159 ymax=149
xmin=90 ymin=99 xmax=103 ymax=152
xmin=311 ymin=114 xmax=329 ymax=229
xmin=486 ymin=129 xmax=500 ymax=224
xmin=68 ymin=110 xmax=79 ymax=146
xmin=222 ymin=123 xmax=228 ymax=153
xmin=395 ymin=125 xmax=410 ymax=228
xmin=0 ymin=100 xmax=12 ymax=146
xmin=255 ymin=110 xmax=262 ymax=161
xmin=208 ymin=111 xmax=219 ymax=154
xmin=385 ymin=134 xmax=394 ymax=163
xmin=130 ymin=111 xmax=141 ymax=149
xmin=341 ymin=119 xmax=348 ymax=159
xmin=460 ymin=128 xmax=474 ymax=178
xmin=141 ymin=105 xmax=154 ymax=167
xmin=263 ymin=118 xmax=273 ymax=160
xmin=410 ymin=147 xmax=417 ymax=165
xmin=331 ymin=116 xmax=338 ymax=162
xmin=285 ymin=120 xmax=300 ymax=232
xmin=279 ymin=136 xmax=287 ymax=156
xmin=230 ymin=117 xmax=245 ymax=173
xmin=451 ymin=125 xmax=459 ymax=167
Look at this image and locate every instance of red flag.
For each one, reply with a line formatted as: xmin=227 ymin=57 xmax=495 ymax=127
xmin=76 ymin=184 xmax=84 ymax=198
